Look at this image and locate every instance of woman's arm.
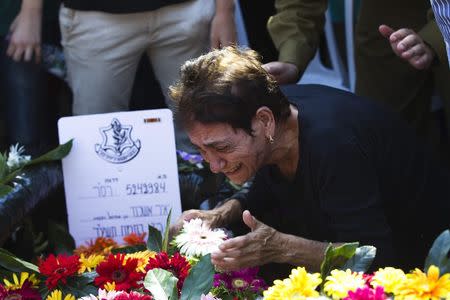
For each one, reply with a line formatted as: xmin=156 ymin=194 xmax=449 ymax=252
xmin=211 ymin=210 xmax=334 ymax=272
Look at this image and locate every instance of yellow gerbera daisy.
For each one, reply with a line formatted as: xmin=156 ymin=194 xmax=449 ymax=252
xmin=263 ymin=267 xmax=322 ymax=300
xmin=46 ymin=289 xmax=76 ymax=300
xmin=263 ymin=279 xmax=289 ymax=300
xmin=78 ymin=253 xmax=105 ymax=273
xmin=283 ymin=267 xmax=322 ymax=298
xmin=3 ymin=272 xmax=39 ymax=290
xmin=372 ymin=267 xmax=406 ymax=294
xmin=395 ymin=265 xmax=450 ymax=300
xmin=125 ymin=250 xmax=156 ymax=272
xmin=324 ymin=269 xmax=366 ymax=299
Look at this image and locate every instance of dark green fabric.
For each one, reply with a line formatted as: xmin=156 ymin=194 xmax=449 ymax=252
xmin=355 ymin=0 xmax=450 ymax=136
xmin=0 ymin=0 xmax=60 ymax=37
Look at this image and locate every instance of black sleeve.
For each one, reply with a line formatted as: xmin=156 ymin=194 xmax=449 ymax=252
xmin=314 ymin=135 xmax=396 ymax=269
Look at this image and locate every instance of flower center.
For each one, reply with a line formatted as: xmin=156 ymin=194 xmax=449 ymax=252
xmin=200 ymin=235 xmax=207 ymax=239
xmin=232 ymin=278 xmax=248 ymax=289
xmin=54 ymin=267 xmax=67 ymax=274
xmin=5 ymin=294 xmax=22 ymax=300
xmin=112 ymin=269 xmax=127 ymax=282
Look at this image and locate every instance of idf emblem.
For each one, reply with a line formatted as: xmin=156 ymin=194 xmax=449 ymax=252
xmin=95 ymin=118 xmax=141 ymax=163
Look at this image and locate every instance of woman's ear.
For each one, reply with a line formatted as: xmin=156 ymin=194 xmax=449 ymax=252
xmin=255 ymin=106 xmax=275 ymax=136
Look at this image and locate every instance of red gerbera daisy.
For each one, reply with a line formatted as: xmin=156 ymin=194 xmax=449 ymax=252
xmin=115 ymin=291 xmax=153 ymax=300
xmin=38 ymin=254 xmax=80 ymax=289
xmin=145 ymin=252 xmax=190 ymax=294
xmin=94 ymin=253 xmax=143 ymax=291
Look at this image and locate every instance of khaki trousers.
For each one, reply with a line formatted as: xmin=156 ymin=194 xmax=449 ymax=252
xmin=59 ymin=0 xmax=215 ymax=151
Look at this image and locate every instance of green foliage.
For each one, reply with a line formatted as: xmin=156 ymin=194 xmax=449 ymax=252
xmin=0 ymin=248 xmax=39 ymax=273
xmin=27 ymin=140 xmax=73 ymax=166
xmin=147 ymin=224 xmax=163 ymax=252
xmin=0 ymin=152 xmax=8 ymax=179
xmin=147 ymin=211 xmax=173 ymax=253
xmin=425 ymin=229 xmax=450 ymax=274
xmin=47 ymin=220 xmax=76 ymax=255
xmin=341 ymin=245 xmax=376 ymax=273
xmin=0 ymin=184 xmax=13 ymax=196
xmin=320 ymin=242 xmax=359 ymax=284
xmin=0 ymin=140 xmax=73 ymax=197
xmin=180 ymin=254 xmax=215 ymax=300
xmin=60 ymin=272 xmax=98 ymax=298
xmin=144 ymin=268 xmax=179 ymax=300
xmin=162 ymin=209 xmax=172 ymax=253
xmin=111 ymin=244 xmax=147 ymax=254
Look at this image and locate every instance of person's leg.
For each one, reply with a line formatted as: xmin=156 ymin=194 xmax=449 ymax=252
xmin=0 ymin=37 xmax=51 ymax=155
xmin=146 ymin=0 xmax=215 ymax=151
xmin=59 ymin=6 xmax=149 ymax=114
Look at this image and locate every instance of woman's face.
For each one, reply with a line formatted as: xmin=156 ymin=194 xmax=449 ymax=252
xmin=187 ymin=120 xmax=268 ymax=185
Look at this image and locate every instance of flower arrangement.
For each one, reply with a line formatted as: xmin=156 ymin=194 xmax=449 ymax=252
xmin=1 ymin=199 xmax=449 ymax=300
xmin=263 ymin=230 xmax=450 ymax=300
xmin=0 ymin=216 xmax=267 ymax=300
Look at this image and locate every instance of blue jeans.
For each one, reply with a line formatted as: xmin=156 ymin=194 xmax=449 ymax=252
xmin=0 ymin=37 xmax=54 ymax=156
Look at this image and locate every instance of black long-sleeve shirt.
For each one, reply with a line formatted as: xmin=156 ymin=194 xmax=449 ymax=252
xmin=235 ymin=85 xmax=450 ymax=280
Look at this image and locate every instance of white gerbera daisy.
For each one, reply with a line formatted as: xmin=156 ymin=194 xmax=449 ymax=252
xmin=6 ymin=144 xmax=31 ymax=169
xmin=174 ymin=218 xmax=227 ymax=257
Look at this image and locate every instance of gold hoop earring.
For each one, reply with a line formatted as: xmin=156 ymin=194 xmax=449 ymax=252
xmin=268 ymin=135 xmax=274 ymax=144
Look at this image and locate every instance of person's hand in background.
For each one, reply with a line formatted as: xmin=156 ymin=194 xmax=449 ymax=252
xmin=6 ymin=0 xmax=43 ymax=63
xmin=379 ymin=24 xmax=435 ymax=70
xmin=210 ymin=0 xmax=237 ymax=49
xmin=263 ymin=61 xmax=300 ymax=84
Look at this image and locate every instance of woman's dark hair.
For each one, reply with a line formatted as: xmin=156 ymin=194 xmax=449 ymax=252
xmin=169 ymin=46 xmax=291 ymax=136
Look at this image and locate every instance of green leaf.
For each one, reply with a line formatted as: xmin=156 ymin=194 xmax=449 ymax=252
xmin=162 ymin=208 xmax=172 ymax=252
xmin=320 ymin=242 xmax=359 ymax=285
xmin=111 ymin=244 xmax=147 ymax=254
xmin=0 ymin=184 xmax=13 ymax=197
xmin=0 ymin=248 xmax=39 ymax=273
xmin=144 ymin=268 xmax=179 ymax=300
xmin=27 ymin=139 xmax=73 ymax=166
xmin=341 ymin=245 xmax=377 ymax=273
xmin=0 ymin=152 xmax=8 ymax=181
xmin=60 ymin=272 xmax=98 ymax=297
xmin=0 ymin=167 xmax=24 ymax=185
xmin=147 ymin=224 xmax=163 ymax=252
xmin=425 ymin=229 xmax=450 ymax=274
xmin=47 ymin=220 xmax=76 ymax=255
xmin=180 ymin=254 xmax=215 ymax=300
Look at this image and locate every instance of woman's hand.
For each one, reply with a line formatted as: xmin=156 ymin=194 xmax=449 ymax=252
xmin=211 ymin=210 xmax=282 ymax=271
xmin=210 ymin=0 xmax=236 ymax=49
xmin=170 ymin=199 xmax=242 ymax=239
xmin=6 ymin=0 xmax=43 ymax=63
xmin=170 ymin=209 xmax=223 ymax=238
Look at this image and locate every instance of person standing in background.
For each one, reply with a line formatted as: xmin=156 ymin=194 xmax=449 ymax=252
xmin=262 ymin=0 xmax=450 ymax=143
xmin=59 ymin=0 xmax=237 ymax=153
xmin=0 ymin=0 xmax=60 ymax=155
xmin=262 ymin=0 xmax=327 ymax=85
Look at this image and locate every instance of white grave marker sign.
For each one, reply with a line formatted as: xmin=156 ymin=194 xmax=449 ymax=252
xmin=58 ymin=109 xmax=182 ymax=246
